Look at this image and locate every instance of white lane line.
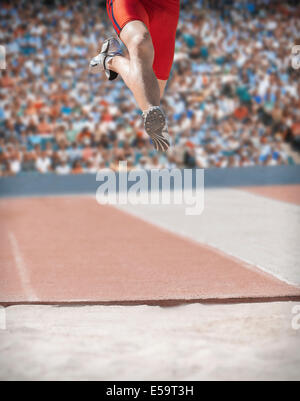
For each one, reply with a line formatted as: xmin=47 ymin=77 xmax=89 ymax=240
xmin=8 ymin=232 xmax=39 ymax=302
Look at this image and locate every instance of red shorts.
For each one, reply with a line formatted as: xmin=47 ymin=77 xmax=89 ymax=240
xmin=106 ymin=0 xmax=180 ymax=80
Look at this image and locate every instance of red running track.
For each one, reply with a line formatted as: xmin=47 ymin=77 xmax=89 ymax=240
xmin=244 ymin=185 xmax=300 ymax=206
xmin=0 ymin=196 xmax=299 ymax=304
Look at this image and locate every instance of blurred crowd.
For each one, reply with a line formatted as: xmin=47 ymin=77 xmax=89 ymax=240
xmin=0 ymin=0 xmax=299 ymax=176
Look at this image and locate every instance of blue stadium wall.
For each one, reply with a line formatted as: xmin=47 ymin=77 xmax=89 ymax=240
xmin=0 ymin=165 xmax=300 ymax=198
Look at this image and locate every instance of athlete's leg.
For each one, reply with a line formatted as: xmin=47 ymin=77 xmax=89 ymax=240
xmin=158 ymin=80 xmax=167 ymax=99
xmin=107 ymin=21 xmax=161 ymax=111
xmin=108 ymin=59 xmax=167 ymax=101
xmin=91 ymin=0 xmax=173 ymax=151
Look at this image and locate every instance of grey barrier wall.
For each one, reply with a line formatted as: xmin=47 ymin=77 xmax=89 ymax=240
xmin=0 ymin=165 xmax=300 ymax=199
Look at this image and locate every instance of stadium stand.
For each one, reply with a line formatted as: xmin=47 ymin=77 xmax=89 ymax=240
xmin=0 ymin=0 xmax=299 ymax=176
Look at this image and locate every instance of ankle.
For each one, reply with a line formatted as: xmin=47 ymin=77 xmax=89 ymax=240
xmin=142 ymin=105 xmax=163 ymax=115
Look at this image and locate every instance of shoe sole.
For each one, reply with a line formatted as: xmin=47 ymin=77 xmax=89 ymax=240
xmin=144 ymin=108 xmax=170 ymax=152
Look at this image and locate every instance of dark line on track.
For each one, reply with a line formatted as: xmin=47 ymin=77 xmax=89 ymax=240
xmin=1 ymin=295 xmax=300 ymax=308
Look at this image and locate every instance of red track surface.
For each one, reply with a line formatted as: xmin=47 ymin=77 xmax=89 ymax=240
xmin=244 ymin=185 xmax=300 ymax=206
xmin=0 ymin=197 xmax=299 ymax=304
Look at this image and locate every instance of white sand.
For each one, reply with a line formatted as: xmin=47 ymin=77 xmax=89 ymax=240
xmin=0 ymin=302 xmax=299 ymax=381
